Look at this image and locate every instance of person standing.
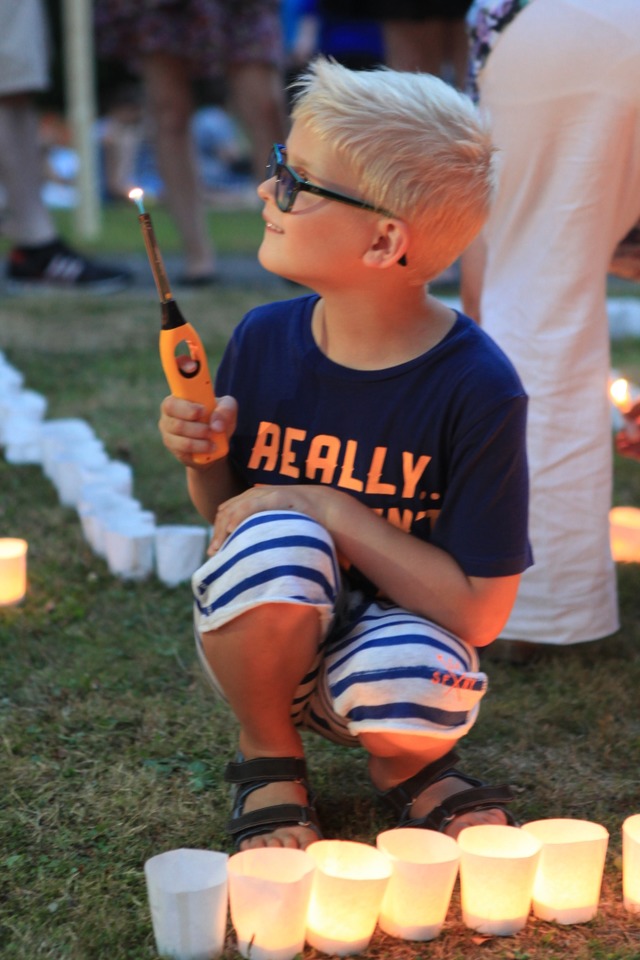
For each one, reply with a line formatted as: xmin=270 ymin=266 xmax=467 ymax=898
xmin=94 ymin=0 xmax=288 ymax=285
xmin=461 ymin=0 xmax=640 ymax=648
xmin=0 ymin=0 xmax=132 ymax=292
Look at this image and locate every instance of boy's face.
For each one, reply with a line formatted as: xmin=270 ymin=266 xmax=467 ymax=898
xmin=257 ymin=121 xmax=381 ymax=289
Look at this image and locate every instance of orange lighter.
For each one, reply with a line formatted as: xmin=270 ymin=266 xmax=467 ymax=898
xmin=129 ymin=189 xmax=227 ymax=464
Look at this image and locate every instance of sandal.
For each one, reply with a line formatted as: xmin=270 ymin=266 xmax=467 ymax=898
xmin=378 ymin=750 xmax=516 ymax=833
xmin=224 ymin=755 xmax=323 ymax=848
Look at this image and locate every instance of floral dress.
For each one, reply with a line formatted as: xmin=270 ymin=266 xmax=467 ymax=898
xmin=466 ymin=0 xmax=531 ymax=99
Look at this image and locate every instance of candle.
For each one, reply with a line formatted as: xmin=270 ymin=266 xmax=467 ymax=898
xmin=228 ymin=847 xmax=316 ymax=960
xmin=610 ymin=506 xmax=640 ymax=563
xmin=522 ymin=818 xmax=609 ymax=924
xmin=610 ymin=376 xmax=640 ymax=442
xmin=376 ymin=828 xmax=459 ymax=941
xmin=305 ymin=840 xmax=391 ymax=956
xmin=623 ymin=814 xmax=640 ymax=913
xmin=0 ymin=538 xmax=28 ymax=605
xmin=458 ymin=824 xmax=542 ymax=936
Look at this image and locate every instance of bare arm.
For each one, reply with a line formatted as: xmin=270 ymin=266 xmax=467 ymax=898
xmin=210 ymin=483 xmax=520 ymax=647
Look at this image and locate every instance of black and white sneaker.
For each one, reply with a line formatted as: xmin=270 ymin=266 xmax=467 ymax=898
xmin=6 ymin=239 xmax=133 ymax=293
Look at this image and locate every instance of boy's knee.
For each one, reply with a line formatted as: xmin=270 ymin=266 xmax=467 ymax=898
xmin=192 ymin=510 xmax=341 ymax=635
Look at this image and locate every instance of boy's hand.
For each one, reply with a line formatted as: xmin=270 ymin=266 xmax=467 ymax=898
xmin=209 ymin=484 xmax=338 ymax=553
xmin=615 ymin=400 xmax=640 ymax=462
xmin=159 ymin=393 xmax=237 ymax=468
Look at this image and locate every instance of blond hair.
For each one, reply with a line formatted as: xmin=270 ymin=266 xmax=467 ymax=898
xmin=290 ymin=57 xmax=495 ymax=282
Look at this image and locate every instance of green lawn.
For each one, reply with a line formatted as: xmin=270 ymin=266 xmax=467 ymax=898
xmin=2 ymin=207 xmax=640 ymax=959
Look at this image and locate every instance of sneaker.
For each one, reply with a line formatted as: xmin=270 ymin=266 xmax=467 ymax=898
xmin=6 ymin=239 xmax=133 ymax=293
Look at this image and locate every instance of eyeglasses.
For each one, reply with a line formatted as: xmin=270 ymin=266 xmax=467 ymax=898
xmin=266 ymin=143 xmax=395 ymax=217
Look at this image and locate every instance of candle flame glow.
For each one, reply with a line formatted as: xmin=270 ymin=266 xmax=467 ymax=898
xmin=610 ymin=377 xmax=631 ymax=411
xmin=128 ymin=187 xmax=145 ymax=214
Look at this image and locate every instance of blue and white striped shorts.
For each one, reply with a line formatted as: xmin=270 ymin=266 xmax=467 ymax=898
xmin=192 ymin=510 xmax=488 ymax=747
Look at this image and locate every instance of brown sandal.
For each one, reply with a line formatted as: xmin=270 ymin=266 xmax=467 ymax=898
xmin=224 ymin=755 xmax=323 ymax=848
xmin=377 ymin=750 xmax=516 ymax=832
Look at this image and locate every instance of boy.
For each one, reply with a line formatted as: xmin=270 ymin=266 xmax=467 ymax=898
xmin=159 ymin=57 xmax=531 ymax=850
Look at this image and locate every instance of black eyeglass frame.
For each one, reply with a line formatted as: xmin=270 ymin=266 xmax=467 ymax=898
xmin=267 ymin=143 xmax=396 ymax=218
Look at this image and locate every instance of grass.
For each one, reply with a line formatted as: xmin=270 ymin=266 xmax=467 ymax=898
xmin=2 ymin=205 xmax=640 ymax=959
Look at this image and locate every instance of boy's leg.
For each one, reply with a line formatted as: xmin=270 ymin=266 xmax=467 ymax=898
xmin=318 ymin=599 xmax=514 ymax=838
xmin=361 ymin=731 xmax=510 ymax=840
xmin=193 ymin=510 xmax=342 ymax=850
xmin=198 ymin=602 xmax=322 ymax=849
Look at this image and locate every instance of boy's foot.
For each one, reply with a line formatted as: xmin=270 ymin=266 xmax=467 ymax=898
xmin=408 ymin=770 xmax=511 ymax=840
xmin=224 ymin=755 xmax=323 ymax=851
xmin=376 ymin=750 xmax=515 ymax=839
xmin=236 ymin=778 xmax=320 ymax=850
xmin=6 ymin=239 xmax=132 ymax=293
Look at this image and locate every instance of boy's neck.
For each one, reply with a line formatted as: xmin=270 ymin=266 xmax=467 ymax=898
xmin=311 ymin=289 xmax=457 ymax=371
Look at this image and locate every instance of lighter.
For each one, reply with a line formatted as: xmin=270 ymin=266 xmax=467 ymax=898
xmin=129 ymin=188 xmax=227 ymax=463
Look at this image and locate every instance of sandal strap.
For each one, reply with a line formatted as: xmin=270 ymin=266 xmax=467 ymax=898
xmin=224 ymin=754 xmax=322 ymax=847
xmin=403 ymin=783 xmax=516 ymax=832
xmin=380 ymin=750 xmax=461 ymax=817
xmin=225 ymin=756 xmax=308 ymax=786
xmin=378 ymin=750 xmax=516 ymax=832
xmin=226 ymin=802 xmax=322 ymax=841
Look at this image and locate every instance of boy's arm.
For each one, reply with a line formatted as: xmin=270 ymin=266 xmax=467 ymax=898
xmin=209 ymin=483 xmax=520 ymax=648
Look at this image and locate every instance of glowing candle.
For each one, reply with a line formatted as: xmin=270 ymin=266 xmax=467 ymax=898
xmin=228 ymin=847 xmax=316 ymax=960
xmin=376 ymin=828 xmax=459 ymax=940
xmin=0 ymin=538 xmax=28 ymax=605
xmin=522 ymin=818 xmax=609 ymax=924
xmin=623 ymin=814 xmax=640 ymax=912
xmin=305 ymin=840 xmax=391 ymax=956
xmin=458 ymin=824 xmax=541 ymax=936
xmin=609 ymin=506 xmax=640 ymax=563
xmin=610 ymin=376 xmax=640 ymax=441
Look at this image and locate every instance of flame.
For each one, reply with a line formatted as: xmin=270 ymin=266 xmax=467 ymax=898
xmin=610 ymin=377 xmax=631 ymax=411
xmin=128 ymin=187 xmax=143 ymax=202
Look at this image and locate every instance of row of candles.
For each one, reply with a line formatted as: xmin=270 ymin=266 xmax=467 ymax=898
xmin=146 ymin=816 xmax=640 ymax=960
xmin=0 ymin=350 xmax=210 ymax=595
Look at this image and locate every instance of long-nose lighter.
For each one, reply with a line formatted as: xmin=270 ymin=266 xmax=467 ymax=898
xmin=129 ymin=188 xmax=227 ymax=464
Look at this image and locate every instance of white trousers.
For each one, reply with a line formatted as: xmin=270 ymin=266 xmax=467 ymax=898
xmin=478 ymin=0 xmax=640 ymax=644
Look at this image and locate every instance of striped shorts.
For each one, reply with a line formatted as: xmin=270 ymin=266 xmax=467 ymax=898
xmin=192 ymin=510 xmax=488 ymax=747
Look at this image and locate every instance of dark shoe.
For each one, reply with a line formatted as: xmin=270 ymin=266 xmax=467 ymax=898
xmin=175 ymin=272 xmax=218 ymax=288
xmin=377 ymin=750 xmax=516 ymax=833
xmin=224 ymin=754 xmax=323 ymax=849
xmin=6 ymin=239 xmax=132 ymax=293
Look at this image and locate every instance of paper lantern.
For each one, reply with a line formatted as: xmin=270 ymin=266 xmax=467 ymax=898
xmin=144 ymin=848 xmax=228 ymax=960
xmin=228 ymin=847 xmax=316 ymax=960
xmin=522 ymin=818 xmax=608 ymax=924
xmin=376 ymin=828 xmax=459 ymax=940
xmin=623 ymin=814 xmax=640 ymax=912
xmin=0 ymin=538 xmax=28 ymax=606
xmin=610 ymin=507 xmax=640 ymax=563
xmin=305 ymin=840 xmax=392 ymax=956
xmin=458 ymin=824 xmax=541 ymax=936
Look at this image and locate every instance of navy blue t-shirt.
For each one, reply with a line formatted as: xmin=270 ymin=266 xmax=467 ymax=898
xmin=216 ymin=294 xmax=532 ymax=585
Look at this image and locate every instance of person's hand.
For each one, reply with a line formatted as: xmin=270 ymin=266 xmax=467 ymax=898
xmin=208 ymin=483 xmax=339 ymax=554
xmin=158 ymin=392 xmax=237 ymax=468
xmin=615 ymin=399 xmax=640 ymax=461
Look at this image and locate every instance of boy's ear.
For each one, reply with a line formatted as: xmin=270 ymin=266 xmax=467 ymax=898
xmin=362 ymin=219 xmax=409 ymax=270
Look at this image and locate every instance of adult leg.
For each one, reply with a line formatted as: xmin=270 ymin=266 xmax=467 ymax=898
xmin=0 ymin=94 xmax=56 ymax=245
xmin=383 ymin=19 xmax=447 ymax=74
xmin=141 ymin=53 xmax=216 ymax=280
xmin=227 ymin=62 xmax=287 ymax=181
